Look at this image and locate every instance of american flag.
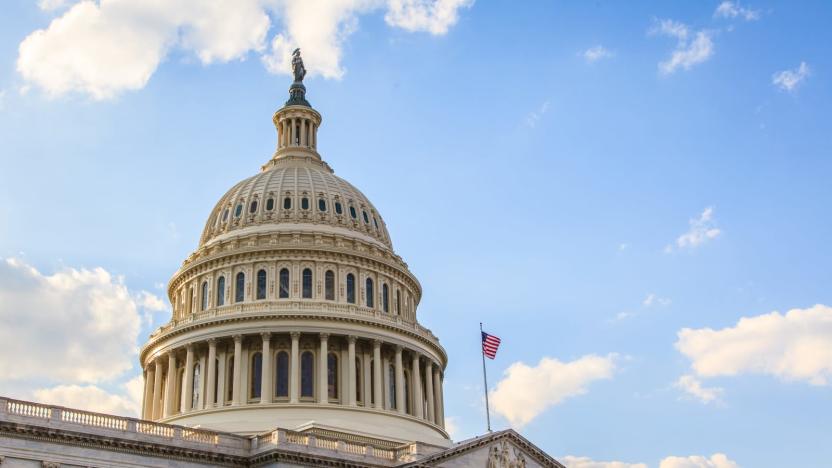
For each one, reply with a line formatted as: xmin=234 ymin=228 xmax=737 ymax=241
xmin=481 ymin=331 xmax=501 ymax=359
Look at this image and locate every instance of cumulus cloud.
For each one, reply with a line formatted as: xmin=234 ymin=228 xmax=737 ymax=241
xmin=772 ymin=62 xmax=810 ymax=92
xmin=582 ymin=45 xmax=613 ymax=63
xmin=561 ymin=456 xmax=647 ymax=468
xmin=675 ymin=375 xmax=723 ymax=404
xmin=666 ymin=207 xmax=721 ymax=252
xmin=676 ymin=304 xmax=832 ymax=386
xmin=18 ymin=0 xmax=472 ymax=99
xmin=37 ymin=0 xmax=76 ymax=11
xmin=490 ymin=354 xmax=616 ymax=428
xmin=714 ymin=1 xmax=760 ymax=21
xmin=659 ymin=453 xmax=738 ymax=468
xmin=33 ymin=379 xmax=142 ymax=417
xmin=138 ymin=290 xmax=168 ymax=312
xmin=650 ymin=19 xmax=714 ymax=75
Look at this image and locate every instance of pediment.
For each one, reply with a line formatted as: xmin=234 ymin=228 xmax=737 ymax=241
xmin=406 ymin=430 xmax=564 ymax=468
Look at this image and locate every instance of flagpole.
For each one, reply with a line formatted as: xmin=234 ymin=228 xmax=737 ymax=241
xmin=480 ymin=322 xmax=492 ymax=432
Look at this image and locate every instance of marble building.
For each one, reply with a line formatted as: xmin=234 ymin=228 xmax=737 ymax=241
xmin=0 ymin=52 xmax=564 ymax=467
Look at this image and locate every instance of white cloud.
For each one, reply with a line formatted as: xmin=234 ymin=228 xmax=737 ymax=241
xmin=666 ymin=207 xmax=721 ymax=252
xmin=676 ymin=304 xmax=832 ymax=386
xmin=490 ymin=354 xmax=616 ymax=428
xmin=19 ymin=0 xmax=472 ymax=99
xmin=37 ymin=0 xmax=76 ymax=12
xmin=650 ymin=19 xmax=714 ymax=75
xmin=33 ymin=377 xmax=143 ymax=417
xmin=659 ymin=453 xmax=739 ymax=468
xmin=675 ymin=374 xmax=723 ymax=404
xmin=525 ymin=101 xmax=550 ymax=128
xmin=583 ymin=45 xmax=613 ymax=63
xmin=444 ymin=416 xmax=460 ymax=439
xmin=643 ymin=293 xmax=671 ymax=308
xmin=714 ymin=1 xmax=760 ymax=21
xmin=138 ymin=290 xmax=168 ymax=312
xmin=772 ymin=62 xmax=810 ymax=92
xmin=385 ymin=0 xmax=473 ymax=35
xmin=561 ymin=456 xmax=647 ymax=468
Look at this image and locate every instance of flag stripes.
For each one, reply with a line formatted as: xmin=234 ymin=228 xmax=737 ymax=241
xmin=481 ymin=331 xmax=501 ymax=359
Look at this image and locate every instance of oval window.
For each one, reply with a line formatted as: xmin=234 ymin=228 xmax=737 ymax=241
xmin=349 ymin=206 xmax=357 ymax=219
xmin=234 ymin=204 xmax=243 ymax=217
xmin=362 ymin=210 xmax=369 ymax=223
xmin=283 ymin=197 xmax=292 ymax=210
xmin=249 ymin=200 xmax=258 ymax=213
xmin=301 ymin=197 xmax=309 ymax=210
xmin=335 ymin=202 xmax=343 ymax=215
xmin=266 ymin=198 xmax=274 ymax=211
xmin=373 ymin=216 xmax=379 ymax=229
xmin=318 ymin=199 xmax=327 ymax=212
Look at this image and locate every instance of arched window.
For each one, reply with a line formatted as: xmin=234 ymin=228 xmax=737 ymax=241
xmin=201 ymin=281 xmax=209 ymax=311
xmin=302 ymin=268 xmax=312 ymax=298
xmin=213 ymin=358 xmax=220 ymax=404
xmin=301 ymin=197 xmax=309 ymax=210
xmin=373 ymin=216 xmax=379 ymax=229
xmin=318 ymin=198 xmax=326 ymax=212
xmin=404 ymin=370 xmax=412 ymax=415
xmin=234 ymin=203 xmax=242 ymax=218
xmin=250 ymin=352 xmax=262 ymax=399
xmin=249 ymin=200 xmax=258 ymax=213
xmin=355 ymin=357 xmax=362 ymax=404
xmin=283 ymin=197 xmax=292 ymax=209
xmin=346 ymin=274 xmax=356 ymax=304
xmin=216 ymin=276 xmax=225 ymax=306
xmin=226 ymin=358 xmax=234 ymax=403
xmin=279 ymin=268 xmax=290 ymax=298
xmin=301 ymin=351 xmax=314 ymax=398
xmin=222 ymin=208 xmax=229 ymax=222
xmin=266 ymin=198 xmax=274 ymax=211
xmin=349 ymin=205 xmax=357 ymax=219
xmin=192 ymin=363 xmax=201 ymax=409
xmin=362 ymin=210 xmax=369 ymax=224
xmin=327 ymin=353 xmax=338 ymax=399
xmin=335 ymin=202 xmax=343 ymax=215
xmin=275 ymin=351 xmax=289 ymax=398
xmin=325 ymin=270 xmax=335 ymax=300
xmin=366 ymin=278 xmax=374 ymax=308
xmin=235 ymin=272 xmax=245 ymax=303
xmin=388 ymin=364 xmax=397 ymax=410
xmin=382 ymin=284 xmax=389 ymax=313
xmin=396 ymin=290 xmax=401 ymax=315
xmin=256 ymin=269 xmax=267 ymax=300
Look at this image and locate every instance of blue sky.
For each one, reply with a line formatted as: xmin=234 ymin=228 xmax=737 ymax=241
xmin=1 ymin=1 xmax=830 ymax=467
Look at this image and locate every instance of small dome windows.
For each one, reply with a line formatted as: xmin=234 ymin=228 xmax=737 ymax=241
xmin=265 ymin=198 xmax=274 ymax=211
xmin=249 ymin=200 xmax=258 ymax=213
xmin=349 ymin=205 xmax=357 ymax=219
xmin=362 ymin=210 xmax=369 ymax=224
xmin=318 ymin=198 xmax=327 ymax=212
xmin=335 ymin=202 xmax=343 ymax=215
xmin=234 ymin=203 xmax=243 ymax=218
xmin=222 ymin=209 xmax=229 ymax=222
xmin=301 ymin=197 xmax=310 ymax=210
xmin=283 ymin=197 xmax=292 ymax=210
xmin=372 ymin=216 xmax=379 ymax=229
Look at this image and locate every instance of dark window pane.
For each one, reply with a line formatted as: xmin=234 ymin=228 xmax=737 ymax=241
xmin=301 ymin=352 xmax=314 ymax=397
xmin=325 ymin=270 xmax=335 ymax=300
xmin=234 ymin=204 xmax=242 ymax=217
xmin=301 ymin=197 xmax=309 ymax=210
xmin=362 ymin=211 xmax=369 ymax=223
xmin=382 ymin=284 xmax=389 ymax=313
xmin=283 ymin=197 xmax=292 ymax=209
xmin=235 ymin=272 xmax=245 ymax=303
xmin=201 ymin=282 xmax=208 ymax=311
xmin=355 ymin=358 xmax=362 ymax=403
xmin=349 ymin=206 xmax=357 ymax=219
xmin=266 ymin=198 xmax=274 ymax=211
xmin=318 ymin=199 xmax=326 ymax=211
xmin=256 ymin=269 xmax=267 ymax=300
xmin=396 ymin=290 xmax=401 ymax=315
xmin=346 ymin=274 xmax=355 ymax=304
xmin=279 ymin=268 xmax=290 ymax=298
xmin=389 ymin=364 xmax=396 ymax=410
xmin=335 ymin=202 xmax=343 ymax=214
xmin=366 ymin=278 xmax=374 ymax=308
xmin=222 ymin=209 xmax=229 ymax=221
xmin=251 ymin=353 xmax=262 ymax=399
xmin=217 ymin=276 xmax=225 ymax=306
xmin=302 ymin=268 xmax=312 ymax=298
xmin=328 ymin=353 xmax=338 ymax=399
xmin=373 ymin=216 xmax=378 ymax=229
xmin=276 ymin=352 xmax=289 ymax=397
xmin=227 ymin=360 xmax=234 ymax=401
xmin=249 ymin=200 xmax=258 ymax=213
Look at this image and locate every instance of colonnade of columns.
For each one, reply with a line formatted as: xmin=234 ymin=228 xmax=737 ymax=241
xmin=276 ymin=116 xmax=317 ymax=150
xmin=141 ymin=332 xmax=445 ymax=429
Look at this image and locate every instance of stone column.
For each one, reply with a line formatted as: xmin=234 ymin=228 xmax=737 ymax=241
xmin=261 ymin=333 xmax=272 ymax=404
xmin=290 ymin=332 xmax=300 ymax=403
xmin=394 ymin=346 xmax=405 ymax=414
xmin=435 ymin=368 xmax=445 ymax=427
xmin=143 ymin=367 xmax=155 ymax=419
xmin=152 ymin=358 xmax=163 ymax=419
xmin=362 ymin=349 xmax=371 ymax=406
xmin=301 ymin=119 xmax=307 ymax=146
xmin=197 ymin=354 xmax=207 ymax=410
xmin=217 ymin=348 xmax=227 ymax=406
xmin=347 ymin=336 xmax=357 ymax=406
xmin=319 ymin=333 xmax=329 ymax=404
xmin=232 ymin=335 xmax=242 ymax=405
xmin=372 ymin=340 xmax=382 ymax=409
xmin=183 ymin=344 xmax=195 ymax=412
xmin=206 ymin=339 xmax=217 ymax=408
xmin=412 ymin=353 xmax=423 ymax=419
xmin=425 ymin=360 xmax=435 ymax=423
xmin=164 ymin=352 xmax=177 ymax=417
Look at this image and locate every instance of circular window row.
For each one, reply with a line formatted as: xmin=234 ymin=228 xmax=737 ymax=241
xmin=219 ymin=195 xmax=381 ymax=230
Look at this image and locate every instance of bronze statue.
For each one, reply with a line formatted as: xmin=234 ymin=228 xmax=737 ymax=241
xmin=292 ymin=48 xmax=306 ymax=83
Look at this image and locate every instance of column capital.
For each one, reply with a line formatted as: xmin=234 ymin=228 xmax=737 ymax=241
xmin=373 ymin=339 xmax=382 ymax=348
xmin=411 ymin=350 xmax=421 ymax=361
xmin=167 ymin=349 xmax=176 ymax=357
xmin=232 ymin=334 xmax=243 ymax=343
xmin=290 ymin=331 xmax=301 ymax=339
xmin=261 ymin=332 xmax=272 ymax=341
xmin=185 ymin=342 xmax=194 ymax=351
xmin=394 ymin=344 xmax=403 ymax=353
xmin=347 ymin=335 xmax=357 ymax=344
xmin=207 ymin=338 xmax=217 ymax=345
xmin=319 ymin=332 xmax=330 ymax=340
